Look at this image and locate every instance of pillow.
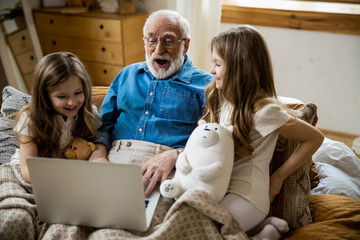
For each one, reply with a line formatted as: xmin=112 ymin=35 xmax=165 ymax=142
xmin=270 ymin=103 xmax=318 ymax=230
xmin=0 ymin=86 xmax=31 ymax=164
xmin=311 ymin=137 xmax=360 ymax=200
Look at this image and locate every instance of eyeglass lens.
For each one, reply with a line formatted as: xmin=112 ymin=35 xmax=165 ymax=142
xmin=144 ymin=36 xmax=182 ymax=49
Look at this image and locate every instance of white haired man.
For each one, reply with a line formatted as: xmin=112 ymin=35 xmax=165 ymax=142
xmin=90 ymin=10 xmax=212 ymax=195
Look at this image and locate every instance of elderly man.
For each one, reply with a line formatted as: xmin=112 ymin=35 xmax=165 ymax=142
xmin=90 ymin=10 xmax=212 ymax=195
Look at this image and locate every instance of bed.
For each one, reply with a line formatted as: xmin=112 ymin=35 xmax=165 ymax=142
xmin=0 ymin=85 xmax=359 ymax=240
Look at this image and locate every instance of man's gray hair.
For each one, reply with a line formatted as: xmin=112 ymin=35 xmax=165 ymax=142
xmin=143 ymin=10 xmax=191 ymax=39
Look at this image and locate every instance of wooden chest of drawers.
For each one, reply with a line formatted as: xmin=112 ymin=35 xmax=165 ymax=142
xmin=33 ymin=8 xmax=147 ymax=86
xmin=6 ymin=28 xmax=36 ymax=90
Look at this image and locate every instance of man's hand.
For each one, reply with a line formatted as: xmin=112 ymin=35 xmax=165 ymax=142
xmin=141 ymin=149 xmax=178 ymax=196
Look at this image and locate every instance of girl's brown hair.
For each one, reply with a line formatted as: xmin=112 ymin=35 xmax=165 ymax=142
xmin=202 ymin=25 xmax=278 ymax=158
xmin=14 ymin=52 xmax=98 ymax=157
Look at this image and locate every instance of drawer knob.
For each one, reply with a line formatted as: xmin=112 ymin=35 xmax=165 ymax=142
xmin=21 ymin=35 xmax=26 ymax=41
xmin=100 ymin=24 xmax=104 ymax=29
xmin=30 ymin=55 xmax=34 ymax=60
xmin=101 ymin=47 xmax=106 ymax=52
xmin=103 ymin=69 xmax=107 ymax=74
xmin=52 ymin=40 xmax=56 ymax=46
xmin=50 ymin=19 xmax=54 ymax=24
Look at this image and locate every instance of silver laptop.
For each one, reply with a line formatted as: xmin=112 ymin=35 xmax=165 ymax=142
xmin=27 ymin=157 xmax=160 ymax=232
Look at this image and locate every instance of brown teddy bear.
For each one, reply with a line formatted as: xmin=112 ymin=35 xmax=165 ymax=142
xmin=64 ymin=137 xmax=96 ymax=160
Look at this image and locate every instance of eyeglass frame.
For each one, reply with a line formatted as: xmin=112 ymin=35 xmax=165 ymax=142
xmin=143 ymin=36 xmax=187 ymax=49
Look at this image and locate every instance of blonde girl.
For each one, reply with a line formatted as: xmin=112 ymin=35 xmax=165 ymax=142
xmin=203 ymin=26 xmax=324 ymax=239
xmin=12 ymin=52 xmax=102 ymax=183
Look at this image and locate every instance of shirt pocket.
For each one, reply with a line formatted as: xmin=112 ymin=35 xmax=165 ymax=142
xmin=159 ymin=87 xmax=202 ymax=123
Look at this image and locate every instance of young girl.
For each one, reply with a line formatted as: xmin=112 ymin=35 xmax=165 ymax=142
xmin=203 ymin=26 xmax=324 ymax=240
xmin=12 ymin=52 xmax=102 ymax=183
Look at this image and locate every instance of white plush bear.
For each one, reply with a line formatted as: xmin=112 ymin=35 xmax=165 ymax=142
xmin=160 ymin=120 xmax=234 ymax=202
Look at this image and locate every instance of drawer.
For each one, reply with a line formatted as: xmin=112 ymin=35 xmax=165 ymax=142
xmin=121 ymin=13 xmax=147 ymax=65
xmin=15 ymin=49 xmax=36 ymax=75
xmin=7 ymin=28 xmax=33 ymax=55
xmin=34 ymin=12 xmax=122 ymax=43
xmin=83 ymin=61 xmax=122 ymax=86
xmin=38 ymin=34 xmax=124 ymax=65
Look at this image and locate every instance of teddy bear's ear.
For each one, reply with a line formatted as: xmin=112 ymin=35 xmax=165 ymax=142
xmin=225 ymin=125 xmax=234 ymax=133
xmin=198 ymin=119 xmax=207 ymax=125
xmin=88 ymin=142 xmax=96 ymax=152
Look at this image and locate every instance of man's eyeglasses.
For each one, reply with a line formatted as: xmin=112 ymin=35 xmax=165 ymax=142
xmin=143 ymin=36 xmax=186 ymax=49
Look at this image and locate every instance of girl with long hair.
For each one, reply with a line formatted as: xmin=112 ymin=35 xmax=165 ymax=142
xmin=202 ymin=25 xmax=324 ymax=239
xmin=12 ymin=52 xmax=102 ymax=183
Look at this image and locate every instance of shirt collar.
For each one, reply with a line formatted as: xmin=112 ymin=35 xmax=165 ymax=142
xmin=138 ymin=55 xmax=193 ymax=84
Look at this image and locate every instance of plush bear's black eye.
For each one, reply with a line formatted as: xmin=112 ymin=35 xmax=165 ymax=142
xmin=74 ymin=147 xmax=77 ymax=150
xmin=69 ymin=145 xmax=72 ymax=148
xmin=215 ymin=128 xmax=218 ymax=130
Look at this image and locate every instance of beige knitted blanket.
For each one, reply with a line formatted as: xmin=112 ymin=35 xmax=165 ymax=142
xmin=0 ymin=163 xmax=247 ymax=240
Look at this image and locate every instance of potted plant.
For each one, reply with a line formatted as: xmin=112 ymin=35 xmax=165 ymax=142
xmin=0 ymin=1 xmax=25 ymax=29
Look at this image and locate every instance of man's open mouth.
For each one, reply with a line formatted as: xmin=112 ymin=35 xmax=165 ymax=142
xmin=155 ymin=59 xmax=169 ymax=67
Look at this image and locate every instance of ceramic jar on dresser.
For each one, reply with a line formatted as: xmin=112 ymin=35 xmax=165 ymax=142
xmin=33 ymin=8 xmax=147 ymax=86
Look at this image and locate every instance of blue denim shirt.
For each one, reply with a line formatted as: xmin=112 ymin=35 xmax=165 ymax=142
xmin=97 ymin=55 xmax=213 ymax=149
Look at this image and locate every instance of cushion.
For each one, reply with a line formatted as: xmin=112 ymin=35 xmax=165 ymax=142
xmin=309 ymin=161 xmax=320 ymax=189
xmin=282 ymin=194 xmax=360 ymax=240
xmin=270 ymin=103 xmax=318 ymax=230
xmin=311 ymin=137 xmax=360 ymax=200
xmin=0 ymin=86 xmax=31 ymax=164
xmin=91 ymin=86 xmax=109 ymax=109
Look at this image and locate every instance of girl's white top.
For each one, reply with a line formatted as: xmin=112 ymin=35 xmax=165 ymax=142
xmin=220 ymin=101 xmax=292 ymax=215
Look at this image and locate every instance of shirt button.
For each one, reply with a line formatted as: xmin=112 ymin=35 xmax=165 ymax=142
xmin=149 ymin=92 xmax=153 ymax=96
xmin=139 ymin=128 xmax=143 ymax=132
xmin=126 ymin=142 xmax=132 ymax=147
xmin=145 ymin=111 xmax=149 ymax=115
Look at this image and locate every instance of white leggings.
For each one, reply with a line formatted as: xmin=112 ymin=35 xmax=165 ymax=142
xmin=219 ymin=193 xmax=267 ymax=232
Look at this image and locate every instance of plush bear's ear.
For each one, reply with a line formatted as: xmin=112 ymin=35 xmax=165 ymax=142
xmin=88 ymin=142 xmax=96 ymax=152
xmin=225 ymin=125 xmax=234 ymax=133
xmin=198 ymin=119 xmax=207 ymax=125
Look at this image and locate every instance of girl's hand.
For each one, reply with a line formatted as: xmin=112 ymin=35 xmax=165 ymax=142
xmin=19 ymin=135 xmax=38 ymax=183
xmin=89 ymin=143 xmax=108 ymax=162
xmin=90 ymin=157 xmax=109 ymax=163
xmin=269 ymin=173 xmax=284 ymax=203
xmin=270 ymin=117 xmax=324 ymax=203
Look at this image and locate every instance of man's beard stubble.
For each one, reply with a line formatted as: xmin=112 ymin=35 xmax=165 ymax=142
xmin=146 ymin=45 xmax=185 ymax=79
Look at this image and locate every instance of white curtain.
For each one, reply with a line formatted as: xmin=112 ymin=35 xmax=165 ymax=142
xmin=171 ymin=0 xmax=223 ymax=72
